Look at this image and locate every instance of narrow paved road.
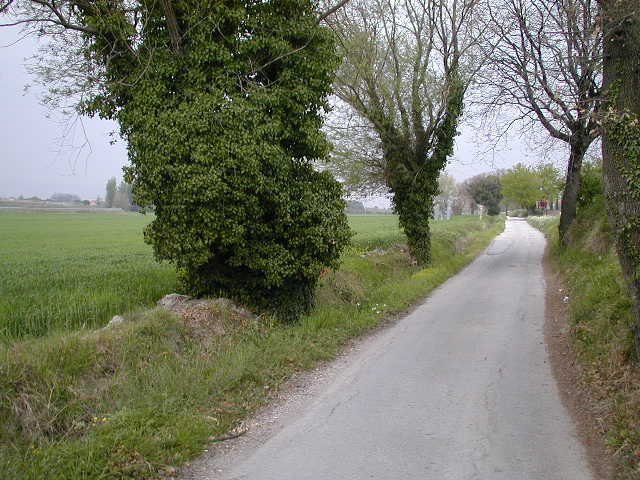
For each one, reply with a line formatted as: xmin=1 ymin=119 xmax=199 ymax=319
xmin=187 ymin=218 xmax=593 ymax=480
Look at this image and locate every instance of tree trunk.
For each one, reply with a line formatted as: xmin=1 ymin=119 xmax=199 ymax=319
xmin=600 ymin=0 xmax=640 ymax=355
xmin=393 ymin=188 xmax=433 ymax=265
xmin=382 ymin=137 xmax=437 ymax=266
xmin=559 ymin=137 xmax=588 ymax=246
xmin=159 ymin=0 xmax=182 ymax=54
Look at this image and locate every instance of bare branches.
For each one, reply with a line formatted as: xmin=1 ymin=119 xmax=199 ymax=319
xmin=0 ymin=0 xmax=98 ymax=34
xmin=475 ymin=0 xmax=602 ymax=145
xmin=0 ymin=1 xmax=14 ymax=14
xmin=329 ymin=0 xmax=481 ymax=173
xmin=476 ymin=0 xmax=603 ymax=242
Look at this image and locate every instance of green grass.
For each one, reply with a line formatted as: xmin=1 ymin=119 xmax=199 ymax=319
xmin=0 ymin=212 xmax=435 ymax=341
xmin=0 ymin=213 xmax=504 ymax=480
xmin=0 ymin=211 xmax=177 ymax=340
xmin=347 ymin=215 xmax=406 ymax=251
xmin=529 ymin=207 xmax=640 ymax=479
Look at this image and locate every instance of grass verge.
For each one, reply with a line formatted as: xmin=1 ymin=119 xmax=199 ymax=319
xmin=528 ymin=208 xmax=640 ymax=479
xmin=1 ymin=215 xmax=503 ymax=479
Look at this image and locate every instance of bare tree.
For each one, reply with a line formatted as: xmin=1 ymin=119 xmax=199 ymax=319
xmin=326 ymin=0 xmax=483 ymax=265
xmin=478 ymin=0 xmax=602 ymax=245
xmin=598 ymin=0 xmax=640 ymax=353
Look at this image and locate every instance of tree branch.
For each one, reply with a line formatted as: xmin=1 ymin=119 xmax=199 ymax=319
xmin=318 ymin=0 xmax=353 ymax=23
xmin=159 ymin=0 xmax=182 ymax=54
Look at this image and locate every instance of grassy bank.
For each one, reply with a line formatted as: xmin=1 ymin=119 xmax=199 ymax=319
xmin=1 ymin=214 xmax=503 ymax=479
xmin=529 ymin=208 xmax=640 ymax=478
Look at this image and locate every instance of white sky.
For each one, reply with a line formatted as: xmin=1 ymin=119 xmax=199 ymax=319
xmin=1 ymin=26 xmax=127 ymax=200
xmin=0 ymin=25 xmax=563 ymax=202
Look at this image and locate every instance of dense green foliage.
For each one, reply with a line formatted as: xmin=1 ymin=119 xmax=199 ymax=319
xmin=501 ymin=163 xmax=539 ymax=208
xmin=0 ymin=214 xmax=503 ymax=480
xmin=577 ymin=160 xmax=603 ymax=211
xmin=70 ymin=1 xmax=351 ymax=321
xmin=463 ymin=173 xmax=502 ymax=215
xmin=536 ymin=163 xmax=563 ymax=204
xmin=501 ymin=162 xmax=561 ymax=210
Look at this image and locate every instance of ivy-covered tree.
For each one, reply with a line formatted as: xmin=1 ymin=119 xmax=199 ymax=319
xmin=327 ymin=0 xmax=481 ymax=265
xmin=2 ymin=1 xmax=352 ymax=321
xmin=536 ymin=163 xmax=563 ymax=208
xmin=599 ymin=0 xmax=640 ymax=353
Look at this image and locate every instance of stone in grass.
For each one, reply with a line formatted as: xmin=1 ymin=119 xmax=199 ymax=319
xmin=157 ymin=293 xmax=193 ymax=312
xmin=104 ymin=315 xmax=126 ymax=329
xmin=157 ymin=293 xmax=253 ymax=318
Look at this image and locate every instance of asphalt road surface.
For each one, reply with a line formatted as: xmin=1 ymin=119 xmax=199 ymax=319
xmin=186 ymin=218 xmax=594 ymax=480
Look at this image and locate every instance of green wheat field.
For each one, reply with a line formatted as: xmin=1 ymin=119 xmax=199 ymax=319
xmin=0 ymin=211 xmax=403 ymax=340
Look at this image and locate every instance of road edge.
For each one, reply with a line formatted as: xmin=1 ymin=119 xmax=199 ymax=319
xmin=179 ymin=223 xmax=505 ymax=479
xmin=543 ymin=243 xmax=614 ymax=480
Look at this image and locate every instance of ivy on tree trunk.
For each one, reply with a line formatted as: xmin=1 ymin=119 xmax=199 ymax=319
xmin=600 ymin=0 xmax=640 ymax=354
xmin=385 ymin=77 xmax=465 ymax=265
xmin=7 ymin=1 xmax=353 ymax=322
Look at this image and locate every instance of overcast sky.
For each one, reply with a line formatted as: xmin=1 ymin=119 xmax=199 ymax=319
xmin=1 ymin=25 xmax=558 ymax=203
xmin=1 ymin=26 xmax=127 ymax=200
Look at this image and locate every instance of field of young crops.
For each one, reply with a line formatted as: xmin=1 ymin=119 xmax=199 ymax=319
xmin=0 ymin=211 xmax=404 ymax=341
xmin=0 ymin=211 xmax=177 ymax=340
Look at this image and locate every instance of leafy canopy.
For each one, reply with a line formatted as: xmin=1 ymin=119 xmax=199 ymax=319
xmin=464 ymin=173 xmax=503 ymax=215
xmin=11 ymin=0 xmax=352 ymax=321
xmin=501 ymin=162 xmax=561 ymax=209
